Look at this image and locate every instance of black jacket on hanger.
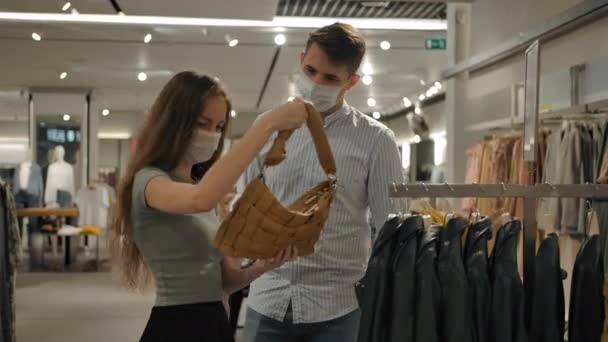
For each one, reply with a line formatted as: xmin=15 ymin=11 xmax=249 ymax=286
xmin=530 ymin=233 xmax=565 ymax=342
xmin=389 ymin=215 xmax=421 ymax=342
xmin=489 ymin=219 xmax=527 ymax=342
xmin=356 ymin=215 xmax=402 ymax=342
xmin=464 ymin=217 xmax=492 ymax=342
xmin=568 ymin=235 xmax=604 ymax=342
xmin=414 ymin=224 xmax=442 ymax=342
xmin=437 ymin=217 xmax=472 ymax=342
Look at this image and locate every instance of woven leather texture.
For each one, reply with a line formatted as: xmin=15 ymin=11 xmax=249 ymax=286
xmin=214 ymin=104 xmax=337 ymax=259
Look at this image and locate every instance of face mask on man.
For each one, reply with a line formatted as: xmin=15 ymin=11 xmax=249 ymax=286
xmin=295 ymin=69 xmax=343 ymax=112
xmin=184 ymin=129 xmax=221 ymax=166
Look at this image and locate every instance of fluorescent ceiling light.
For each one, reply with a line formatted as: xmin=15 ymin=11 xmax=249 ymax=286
xmin=98 ymin=132 xmax=131 ymax=139
xmin=0 ymin=12 xmax=447 ymax=31
xmin=144 ymin=33 xmax=152 ymax=43
xmin=59 ymin=72 xmax=67 ymax=79
xmin=380 ymin=40 xmax=391 ymax=50
xmin=31 ymin=32 xmax=41 ymax=41
xmin=62 ymin=2 xmax=71 ymax=11
xmin=228 ymin=39 xmax=239 ymax=47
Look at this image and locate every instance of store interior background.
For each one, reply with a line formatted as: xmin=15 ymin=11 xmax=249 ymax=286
xmin=1 ymin=0 xmax=608 ymax=341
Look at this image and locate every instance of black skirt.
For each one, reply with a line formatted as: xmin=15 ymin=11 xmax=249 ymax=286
xmin=140 ymin=302 xmax=234 ymax=342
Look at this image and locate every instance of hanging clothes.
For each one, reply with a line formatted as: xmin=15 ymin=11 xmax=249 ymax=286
xmin=388 ymin=215 xmax=421 ymax=342
xmin=414 ymin=224 xmax=441 ymax=342
xmin=489 ymin=219 xmax=527 ymax=342
xmin=356 ymin=215 xmax=402 ymax=342
xmin=464 ymin=217 xmax=492 ymax=342
xmin=568 ymin=235 xmax=604 ymax=342
xmin=0 ymin=182 xmax=20 ymax=342
xmin=437 ymin=217 xmax=472 ymax=342
xmin=530 ymin=233 xmax=565 ymax=342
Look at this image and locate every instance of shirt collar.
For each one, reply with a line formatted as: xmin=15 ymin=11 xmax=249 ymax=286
xmin=323 ymin=101 xmax=351 ymax=127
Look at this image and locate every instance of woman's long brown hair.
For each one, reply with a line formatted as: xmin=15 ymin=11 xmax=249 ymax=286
xmin=111 ymin=71 xmax=232 ymax=289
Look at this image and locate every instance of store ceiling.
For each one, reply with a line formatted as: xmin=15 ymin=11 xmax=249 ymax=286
xmin=0 ymin=0 xmax=447 ymax=138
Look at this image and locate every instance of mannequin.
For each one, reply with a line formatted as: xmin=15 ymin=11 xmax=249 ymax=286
xmin=44 ymin=145 xmax=75 ymax=207
xmin=13 ymin=149 xmax=43 ymax=233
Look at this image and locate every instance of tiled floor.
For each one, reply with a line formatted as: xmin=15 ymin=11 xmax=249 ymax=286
xmin=15 ymin=271 xmax=247 ymax=342
xmin=16 ymin=272 xmax=154 ymax=342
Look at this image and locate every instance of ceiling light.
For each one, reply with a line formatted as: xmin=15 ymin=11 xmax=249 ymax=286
xmin=372 ymin=111 xmax=381 ymax=120
xmin=59 ymin=72 xmax=67 ymax=79
xmin=287 ymin=96 xmax=295 ymax=101
xmin=362 ymin=75 xmax=373 ymax=86
xmin=102 ymin=109 xmax=110 ymax=116
xmin=414 ymin=106 xmax=421 ymax=115
xmin=137 ymin=72 xmax=147 ymax=81
xmin=420 ymin=80 xmax=426 ymax=86
xmin=426 ymin=87 xmax=436 ymax=97
xmin=274 ymin=34 xmax=286 ymax=46
xmin=144 ymin=33 xmax=152 ymax=43
xmin=413 ymin=135 xmax=421 ymax=143
xmin=117 ymin=11 xmax=125 ymax=16
xmin=63 ymin=114 xmax=71 ymax=121
xmin=402 ymin=97 xmax=412 ymax=107
xmin=62 ymin=2 xmax=71 ymax=11
xmin=435 ymin=81 xmax=442 ymax=89
xmin=362 ymin=63 xmax=373 ymax=75
xmin=201 ymin=28 xmax=208 ymax=36
xmin=380 ymin=40 xmax=391 ymax=50
xmin=230 ymin=110 xmax=237 ymax=118
xmin=70 ymin=8 xmax=79 ymax=15
xmin=228 ymin=39 xmax=239 ymax=47
xmin=419 ymin=94 xmax=426 ymax=101
xmin=0 ymin=12 xmax=447 ymax=31
xmin=31 ymin=32 xmax=41 ymax=41
xmin=367 ymin=98 xmax=377 ymax=107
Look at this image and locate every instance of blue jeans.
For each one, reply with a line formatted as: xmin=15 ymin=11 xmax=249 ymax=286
xmin=242 ymin=305 xmax=360 ymax=342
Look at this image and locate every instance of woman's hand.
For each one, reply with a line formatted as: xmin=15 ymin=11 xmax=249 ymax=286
xmin=261 ymin=99 xmax=309 ymax=132
xmin=251 ymin=246 xmax=298 ymax=273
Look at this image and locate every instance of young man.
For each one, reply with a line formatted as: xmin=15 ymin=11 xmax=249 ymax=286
xmin=240 ymin=23 xmax=404 ymax=342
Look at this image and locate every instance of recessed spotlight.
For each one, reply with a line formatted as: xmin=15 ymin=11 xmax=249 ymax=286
xmin=362 ymin=75 xmax=373 ymax=86
xmin=31 ymin=32 xmax=41 ymax=41
xmin=62 ymin=2 xmax=71 ymax=11
xmin=402 ymin=97 xmax=412 ymax=107
xmin=144 ymin=33 xmax=152 ymax=43
xmin=414 ymin=107 xmax=421 ymax=115
xmin=287 ymin=96 xmax=295 ymax=101
xmin=138 ymin=72 xmax=147 ymax=81
xmin=435 ymin=81 xmax=442 ymax=89
xmin=70 ymin=8 xmax=79 ymax=15
xmin=372 ymin=111 xmax=381 ymax=119
xmin=362 ymin=63 xmax=373 ymax=75
xmin=230 ymin=110 xmax=237 ymax=118
xmin=63 ymin=114 xmax=71 ymax=121
xmin=380 ymin=40 xmax=391 ymax=50
xmin=274 ymin=34 xmax=286 ymax=46
xmin=367 ymin=98 xmax=377 ymax=107
xmin=419 ymin=94 xmax=426 ymax=101
xmin=102 ymin=109 xmax=110 ymax=116
xmin=228 ymin=39 xmax=239 ymax=47
xmin=59 ymin=72 xmax=67 ymax=79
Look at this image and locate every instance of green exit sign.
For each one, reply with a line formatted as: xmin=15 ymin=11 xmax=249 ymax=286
xmin=425 ymin=38 xmax=447 ymax=50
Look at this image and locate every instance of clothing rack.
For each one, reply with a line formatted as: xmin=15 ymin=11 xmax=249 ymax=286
xmin=389 ymin=182 xmax=608 ymax=325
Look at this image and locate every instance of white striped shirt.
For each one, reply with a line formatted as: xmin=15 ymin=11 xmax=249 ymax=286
xmin=239 ymin=103 xmax=404 ymax=324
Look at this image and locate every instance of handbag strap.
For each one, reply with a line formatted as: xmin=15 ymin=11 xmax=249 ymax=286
xmin=263 ymin=103 xmax=337 ymax=176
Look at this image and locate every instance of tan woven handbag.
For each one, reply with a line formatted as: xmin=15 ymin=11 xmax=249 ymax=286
xmin=214 ymin=103 xmax=337 ymax=259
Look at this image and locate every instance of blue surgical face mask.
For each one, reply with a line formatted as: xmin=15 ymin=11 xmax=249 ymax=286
xmin=295 ymin=69 xmax=343 ymax=112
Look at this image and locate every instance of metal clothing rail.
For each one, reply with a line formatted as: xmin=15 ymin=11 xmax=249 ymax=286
xmin=389 ymin=182 xmax=608 ymax=328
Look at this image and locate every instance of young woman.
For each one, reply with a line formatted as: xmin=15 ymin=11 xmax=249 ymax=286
xmin=110 ymin=71 xmax=308 ymax=342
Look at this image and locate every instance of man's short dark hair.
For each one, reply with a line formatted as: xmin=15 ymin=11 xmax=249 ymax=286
xmin=305 ymin=22 xmax=366 ymax=74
